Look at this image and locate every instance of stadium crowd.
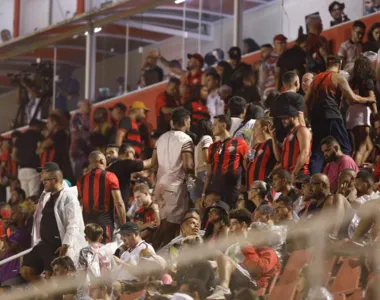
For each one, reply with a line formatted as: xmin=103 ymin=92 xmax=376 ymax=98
xmin=1 ymin=7 xmax=380 ymax=300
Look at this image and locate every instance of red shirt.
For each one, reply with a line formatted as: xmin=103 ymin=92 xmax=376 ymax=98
xmin=241 ymin=245 xmax=280 ymax=289
xmin=119 ymin=116 xmax=142 ymax=157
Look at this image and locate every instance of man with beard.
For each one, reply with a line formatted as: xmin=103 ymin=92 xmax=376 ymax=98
xmin=321 ymin=136 xmax=358 ymax=193
xmin=270 ymin=106 xmax=311 ymax=182
xmin=114 ymin=101 xmax=149 ymax=158
xmin=106 ymin=144 xmax=151 ymax=206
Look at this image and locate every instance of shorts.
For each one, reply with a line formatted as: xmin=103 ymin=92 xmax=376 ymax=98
xmin=189 ymin=171 xmax=206 ymax=201
xmin=22 ymin=241 xmax=61 ymax=274
xmin=229 ymin=264 xmax=258 ymax=292
xmin=155 ymin=183 xmax=189 ymax=224
xmin=346 ymin=104 xmax=371 ymax=130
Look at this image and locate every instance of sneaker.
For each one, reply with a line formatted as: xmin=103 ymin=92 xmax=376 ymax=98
xmin=207 ymin=285 xmax=231 ymax=299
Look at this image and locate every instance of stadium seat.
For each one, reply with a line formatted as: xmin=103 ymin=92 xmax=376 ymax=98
xmin=278 ymin=249 xmax=312 ymax=285
xmin=329 ymin=257 xmax=361 ymax=294
xmin=120 ymin=290 xmax=145 ymax=300
xmin=266 ymin=282 xmax=297 ymax=300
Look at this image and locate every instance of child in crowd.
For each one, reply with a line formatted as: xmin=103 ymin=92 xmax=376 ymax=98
xmin=77 ymin=223 xmax=118 ymax=299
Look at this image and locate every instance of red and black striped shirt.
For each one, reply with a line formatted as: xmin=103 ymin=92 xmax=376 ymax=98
xmin=119 ymin=116 xmax=142 ymax=157
xmin=207 ymin=138 xmax=248 ymax=202
xmin=246 ymin=139 xmax=276 ymax=186
xmin=281 ymin=125 xmax=310 ymax=175
xmin=77 ymin=168 xmax=120 ymax=225
xmin=186 ymin=101 xmax=210 ymax=126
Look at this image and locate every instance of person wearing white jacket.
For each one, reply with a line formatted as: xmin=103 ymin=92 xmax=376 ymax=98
xmin=21 ymin=162 xmax=87 ymax=281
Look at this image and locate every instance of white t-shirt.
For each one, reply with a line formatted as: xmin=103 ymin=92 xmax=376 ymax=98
xmin=155 ymin=130 xmax=194 ymax=186
xmin=118 ymin=240 xmax=155 ymax=281
xmin=195 ymin=135 xmax=213 ymax=175
xmin=229 ymin=117 xmax=243 ymax=136
xmin=207 ymin=90 xmax=225 ymax=123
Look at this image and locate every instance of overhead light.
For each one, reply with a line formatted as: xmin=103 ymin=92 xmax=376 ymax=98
xmin=84 ymin=27 xmax=102 ymax=35
xmin=175 ymin=0 xmax=185 ymax=3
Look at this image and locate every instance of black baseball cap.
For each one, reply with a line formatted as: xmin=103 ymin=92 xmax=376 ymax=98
xmin=276 ymin=106 xmax=299 ymax=118
xmin=209 ymin=200 xmax=230 ymax=214
xmin=117 ymin=222 xmax=140 ymax=235
xmin=37 ymin=162 xmax=60 ymax=172
xmin=109 ymin=103 xmax=127 ymax=112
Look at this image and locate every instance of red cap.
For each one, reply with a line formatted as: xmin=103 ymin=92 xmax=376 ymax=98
xmin=187 ymin=53 xmax=204 ymax=67
xmin=273 ymin=34 xmax=288 ymax=42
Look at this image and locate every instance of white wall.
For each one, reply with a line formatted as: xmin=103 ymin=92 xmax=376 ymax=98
xmin=0 ymin=0 xmax=14 ymax=38
xmin=52 ymin=0 xmax=77 ymax=24
xmin=20 ymin=0 xmax=50 ymax=35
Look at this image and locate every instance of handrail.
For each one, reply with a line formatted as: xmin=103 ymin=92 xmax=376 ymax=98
xmin=0 ymin=248 xmax=33 ymax=266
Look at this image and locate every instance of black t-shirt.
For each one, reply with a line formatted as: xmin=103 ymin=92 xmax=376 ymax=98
xmin=230 ymin=62 xmax=251 ymax=93
xmin=107 ymin=159 xmax=144 ymax=203
xmin=40 ymin=191 xmax=62 ymax=247
xmin=15 ymin=129 xmax=44 ymax=168
xmin=277 ymin=46 xmax=307 ymax=89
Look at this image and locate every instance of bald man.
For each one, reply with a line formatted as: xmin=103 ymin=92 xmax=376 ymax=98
xmin=77 ymin=151 xmax=126 ymax=243
xmin=300 ymin=173 xmax=352 ymax=238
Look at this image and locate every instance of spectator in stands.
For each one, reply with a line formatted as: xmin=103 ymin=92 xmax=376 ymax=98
xmin=258 ymin=44 xmax=277 ymax=98
xmin=234 ymin=70 xmax=261 ymax=105
xmin=166 ymin=236 xmax=215 ymax=296
xmin=208 ymin=221 xmax=280 ymax=299
xmin=272 ymin=196 xmax=296 ymax=227
xmin=38 ymin=113 xmax=74 ymax=183
xmin=347 ymin=56 xmax=378 ymax=166
xmin=329 ymin=1 xmax=350 ymax=27
xmin=301 ymin=72 xmax=315 ymax=95
xmin=246 ymin=117 xmax=276 ymax=185
xmin=1 ymin=137 xmax=18 ymax=182
xmin=21 ymin=165 xmax=86 ymax=281
xmin=228 ymin=96 xmax=246 ymax=136
xmin=273 ymin=34 xmax=288 ymax=57
xmin=305 ymin=55 xmax=375 ymax=174
xmin=336 ymin=169 xmax=358 ymax=203
xmin=177 ymin=278 xmax=211 ymax=300
xmin=243 ymin=38 xmax=260 ymax=55
xmin=55 ymin=65 xmax=80 ymax=112
xmin=305 ymin=14 xmax=329 ymax=73
xmin=77 ymin=151 xmax=126 ymax=243
xmin=113 ymin=222 xmax=156 ymax=297
xmin=204 ymin=200 xmax=229 ymax=242
xmin=338 ymin=21 xmax=366 ymax=67
xmin=106 ymin=144 xmax=151 ymax=206
xmin=14 ymin=119 xmax=44 ymax=198
xmin=228 ymin=47 xmax=251 ymax=93
xmin=276 ymin=34 xmax=308 ymax=91
xmin=141 ymin=53 xmax=164 ymax=87
xmin=0 ymin=205 xmax=31 ymax=285
xmin=202 ymin=115 xmax=248 ymax=207
xmin=219 ymin=84 xmax=233 ymax=108
xmin=184 ymin=85 xmax=210 ymax=133
xmin=151 ymin=108 xmax=194 ymax=249
xmin=70 ymin=99 xmax=91 ymax=180
xmin=364 ymin=22 xmax=380 ymax=52
xmin=91 ymin=107 xmax=113 ymax=151
xmin=272 ymin=169 xmax=299 ymax=204
xmin=156 ymin=77 xmax=181 ymax=133
xmin=114 ymin=101 xmax=149 ymax=158
xmin=205 ymin=71 xmax=224 ymax=122
xmin=272 ymin=71 xmax=306 ymax=142
xmin=50 ymin=256 xmax=78 ymax=299
xmin=234 ymin=104 xmax=264 ymax=145
xmin=9 ymin=188 xmax=25 ymax=207
xmin=247 ymin=180 xmax=271 ymax=209
xmin=348 ymin=171 xmax=378 ymax=238
xmin=293 ymin=174 xmax=311 ymax=214
xmin=271 ymin=106 xmax=311 ymax=180
xmin=217 ymin=61 xmax=234 ymax=87
xmin=364 ymin=0 xmax=377 ymax=15
xmin=133 ymin=183 xmax=160 ymax=242
xmin=191 ymin=119 xmax=213 ymax=205
xmin=321 ymin=136 xmax=358 ymax=193
xmin=212 ymin=48 xmax=225 ymax=63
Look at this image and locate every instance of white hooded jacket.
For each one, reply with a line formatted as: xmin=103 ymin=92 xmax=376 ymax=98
xmin=31 ymin=187 xmax=87 ymax=264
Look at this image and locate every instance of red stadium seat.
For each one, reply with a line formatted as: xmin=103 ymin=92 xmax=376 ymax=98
xmin=329 ymin=258 xmax=361 ymax=294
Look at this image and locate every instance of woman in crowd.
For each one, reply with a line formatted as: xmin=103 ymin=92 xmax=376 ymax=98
xmin=346 ymin=56 xmax=378 ymax=166
xmin=245 ymin=117 xmax=276 ymax=187
xmin=234 ymin=103 xmax=265 ymax=145
xmin=216 ymin=61 xmax=234 ymax=87
xmin=191 ymin=120 xmax=213 ymax=208
xmin=204 ymin=201 xmax=229 ymax=243
xmin=364 ymin=22 xmax=380 ymax=53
